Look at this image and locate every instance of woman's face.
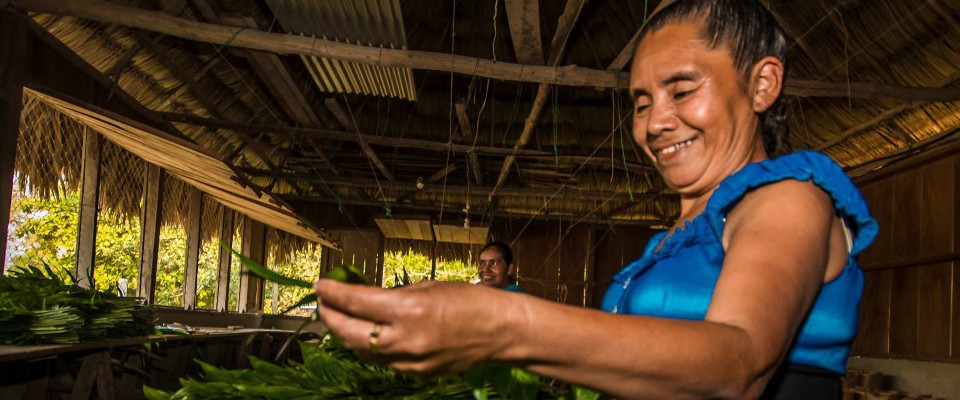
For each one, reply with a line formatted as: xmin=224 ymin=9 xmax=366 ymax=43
xmin=630 ymin=21 xmax=767 ymax=198
xmin=477 ymin=248 xmax=511 ymax=288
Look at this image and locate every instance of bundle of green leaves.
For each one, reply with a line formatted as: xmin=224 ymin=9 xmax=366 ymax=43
xmin=144 ymin=334 xmax=599 ymax=400
xmin=0 ymin=265 xmax=155 ymax=344
xmin=144 ymin=247 xmax=601 ymax=399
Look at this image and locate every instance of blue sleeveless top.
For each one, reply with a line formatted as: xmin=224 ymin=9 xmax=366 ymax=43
xmin=600 ymin=151 xmax=878 ymax=374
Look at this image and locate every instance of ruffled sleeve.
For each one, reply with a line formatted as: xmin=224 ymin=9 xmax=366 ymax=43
xmin=703 ymin=151 xmax=878 ymax=256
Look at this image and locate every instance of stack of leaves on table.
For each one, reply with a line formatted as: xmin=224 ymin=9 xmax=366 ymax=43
xmin=0 ymin=265 xmax=155 ymax=344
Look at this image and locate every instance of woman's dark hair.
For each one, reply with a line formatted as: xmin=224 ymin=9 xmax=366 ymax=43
xmin=638 ymin=0 xmax=791 ymax=156
xmin=480 ymin=241 xmax=513 ymax=265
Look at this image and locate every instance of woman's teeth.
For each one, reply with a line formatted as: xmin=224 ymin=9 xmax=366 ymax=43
xmin=657 ymin=138 xmax=696 ymax=156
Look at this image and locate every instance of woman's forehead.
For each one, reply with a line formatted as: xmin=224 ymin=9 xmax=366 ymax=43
xmin=479 ymin=248 xmax=504 ymax=259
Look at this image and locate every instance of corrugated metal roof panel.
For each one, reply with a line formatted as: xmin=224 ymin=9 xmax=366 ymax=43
xmin=269 ymin=0 xmax=416 ymax=101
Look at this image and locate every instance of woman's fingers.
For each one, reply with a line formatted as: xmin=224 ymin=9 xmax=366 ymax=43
xmin=314 ymin=279 xmax=398 ymax=321
xmin=317 ymin=299 xmax=397 ymax=354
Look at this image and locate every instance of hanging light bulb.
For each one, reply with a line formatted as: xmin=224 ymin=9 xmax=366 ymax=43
xmin=463 ymin=216 xmax=471 ymax=229
xmin=416 ymin=176 xmax=424 ymax=190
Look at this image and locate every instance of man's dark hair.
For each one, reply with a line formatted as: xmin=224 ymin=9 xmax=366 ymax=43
xmin=480 ymin=241 xmax=513 ymax=265
xmin=638 ymin=0 xmax=790 ymax=156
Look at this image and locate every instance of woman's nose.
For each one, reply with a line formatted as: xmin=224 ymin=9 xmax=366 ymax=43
xmin=646 ymin=102 xmax=677 ymax=136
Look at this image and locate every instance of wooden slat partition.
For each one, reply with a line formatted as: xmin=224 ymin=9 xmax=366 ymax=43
xmin=74 ymin=131 xmax=102 ymax=289
xmin=853 ymin=150 xmax=960 ymax=362
xmin=0 ymin=11 xmax=28 ymax=273
xmin=323 ymin=230 xmax=384 ymax=286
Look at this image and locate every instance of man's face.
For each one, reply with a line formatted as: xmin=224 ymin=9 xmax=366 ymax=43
xmin=477 ymin=248 xmax=511 ymax=288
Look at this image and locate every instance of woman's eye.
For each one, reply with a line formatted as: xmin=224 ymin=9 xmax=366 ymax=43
xmin=674 ymin=90 xmax=693 ymax=100
xmin=634 ymin=104 xmax=650 ymax=115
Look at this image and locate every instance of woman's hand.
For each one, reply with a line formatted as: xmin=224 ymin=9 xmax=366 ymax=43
xmin=314 ymin=279 xmax=521 ymax=377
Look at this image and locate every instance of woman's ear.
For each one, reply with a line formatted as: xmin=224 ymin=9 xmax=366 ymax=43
xmin=750 ymin=56 xmax=784 ymax=113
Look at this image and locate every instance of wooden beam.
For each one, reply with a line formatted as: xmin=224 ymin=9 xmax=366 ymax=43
xmin=104 ymin=42 xmax=142 ymax=77
xmin=214 ymin=208 xmax=235 ymax=312
xmin=159 ymin=111 xmax=655 ymax=173
xmin=325 ymin=98 xmax=394 ymax=181
xmin=238 ymin=217 xmax=266 ymax=313
xmin=606 ymin=0 xmax=673 ymax=71
xmin=505 ymin=0 xmax=544 ymax=65
xmin=75 ymin=131 xmax=101 ymax=289
xmin=816 ymin=73 xmax=960 ymax=150
xmin=138 ymin=164 xmax=163 ymax=303
xmin=0 ymin=10 xmax=28 ymax=274
xmin=244 ymin=168 xmax=662 ymax=202
xmin=18 ymin=0 xmax=960 ymax=102
xmin=287 ymin=195 xmax=667 ymax=226
xmin=491 ymin=0 xmax=587 ymax=196
xmin=183 ymin=187 xmax=203 ymax=310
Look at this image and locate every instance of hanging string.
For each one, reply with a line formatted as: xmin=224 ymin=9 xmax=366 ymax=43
xmin=552 ymin=85 xmax=559 ymax=168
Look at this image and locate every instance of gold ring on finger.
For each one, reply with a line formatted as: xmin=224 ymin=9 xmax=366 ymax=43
xmin=368 ymin=323 xmax=382 ymax=354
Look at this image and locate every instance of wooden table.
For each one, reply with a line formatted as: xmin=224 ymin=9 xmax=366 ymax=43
xmin=0 ymin=329 xmax=295 ymax=400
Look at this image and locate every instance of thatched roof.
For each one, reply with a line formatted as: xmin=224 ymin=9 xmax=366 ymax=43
xmin=9 ymin=0 xmax=960 ymax=248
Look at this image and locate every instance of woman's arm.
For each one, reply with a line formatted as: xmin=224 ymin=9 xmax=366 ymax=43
xmin=316 ymin=180 xmax=842 ymax=399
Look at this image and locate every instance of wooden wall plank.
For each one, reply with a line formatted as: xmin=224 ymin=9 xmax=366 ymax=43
xmin=514 ymin=224 xmax=557 ymax=300
xmin=558 ymin=225 xmax=592 ymax=305
xmin=182 ymin=188 xmax=203 ymax=309
xmin=323 ymin=230 xmax=383 ymax=284
xmin=855 ymin=270 xmax=892 ymax=356
xmin=215 ymin=208 xmax=234 ymax=312
xmin=952 ymin=261 xmax=960 ymax=360
xmin=0 ymin=11 xmax=29 ymax=274
xmin=890 ymin=266 xmax=920 ymax=356
xmin=858 ymin=182 xmax=885 ymax=267
xmin=891 ymin=171 xmax=923 ymax=264
xmin=917 ymin=262 xmax=952 ymax=358
xmin=238 ymin=218 xmax=266 ymax=313
xmin=920 ymin=158 xmax=955 ymax=257
xmin=74 ymin=131 xmax=101 ymax=289
xmin=138 ymin=165 xmax=163 ymax=303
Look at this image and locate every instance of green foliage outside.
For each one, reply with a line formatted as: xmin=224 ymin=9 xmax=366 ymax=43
xmin=263 ymin=245 xmax=323 ymax=316
xmin=6 ymin=188 xmax=479 ymax=314
xmin=382 ymin=250 xmax=477 ymax=287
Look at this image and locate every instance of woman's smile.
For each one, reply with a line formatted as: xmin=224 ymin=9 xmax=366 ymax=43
xmin=651 ymin=134 xmax=701 ymax=162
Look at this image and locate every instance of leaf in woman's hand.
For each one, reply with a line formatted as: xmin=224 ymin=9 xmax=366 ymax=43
xmin=223 ymin=244 xmax=312 ymax=288
xmin=324 ymin=265 xmax=367 ymax=285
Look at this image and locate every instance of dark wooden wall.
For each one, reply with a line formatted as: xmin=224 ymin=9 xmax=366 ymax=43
xmin=507 ymin=221 xmax=656 ymax=307
xmin=852 ymin=148 xmax=960 ymax=362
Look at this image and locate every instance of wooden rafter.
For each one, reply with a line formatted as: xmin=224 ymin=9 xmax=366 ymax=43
xmin=816 ymin=72 xmax=960 ymax=151
xmin=283 ymin=195 xmax=667 ymax=226
xmin=325 ymin=98 xmax=395 ymax=181
xmin=490 ymin=0 xmax=587 ymax=197
xmin=189 ymin=0 xmax=341 ymax=176
xmin=17 ymin=0 xmax=960 ymax=102
xmin=239 ymin=168 xmax=663 ymax=202
xmin=505 ymin=0 xmax=544 ymax=65
xmin=159 ymin=111 xmax=655 ymax=173
xmin=606 ymin=0 xmax=673 ymax=71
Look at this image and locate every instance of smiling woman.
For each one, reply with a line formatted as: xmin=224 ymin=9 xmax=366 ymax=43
xmin=313 ymin=1 xmax=877 ymax=398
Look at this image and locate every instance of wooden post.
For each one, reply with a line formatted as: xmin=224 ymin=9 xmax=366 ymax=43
xmin=238 ymin=217 xmax=266 ymax=313
xmin=0 ymin=11 xmax=29 ymax=274
xmin=215 ymin=208 xmax=235 ymax=312
xmin=182 ymin=187 xmax=203 ymax=309
xmin=138 ymin=165 xmax=163 ymax=302
xmin=74 ymin=130 xmax=101 ymax=289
